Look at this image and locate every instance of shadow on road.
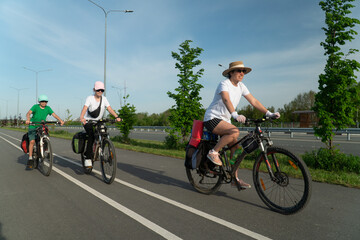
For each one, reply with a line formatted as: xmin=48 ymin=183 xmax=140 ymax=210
xmin=0 ymin=222 xmax=6 ymax=240
xmin=117 ymin=161 xmax=193 ymax=191
xmin=116 ymin=161 xmax=267 ymax=211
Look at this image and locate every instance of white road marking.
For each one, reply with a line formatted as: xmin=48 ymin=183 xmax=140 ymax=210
xmin=0 ymin=133 xmax=181 ymax=240
xmin=0 ymin=131 xmax=272 ymax=240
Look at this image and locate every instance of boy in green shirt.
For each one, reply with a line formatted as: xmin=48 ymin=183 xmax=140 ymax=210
xmin=25 ymin=94 xmax=64 ymax=169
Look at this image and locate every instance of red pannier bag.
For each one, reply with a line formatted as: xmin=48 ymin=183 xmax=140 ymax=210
xmin=189 ymin=120 xmax=203 ymax=148
xmin=21 ymin=133 xmax=29 ymax=153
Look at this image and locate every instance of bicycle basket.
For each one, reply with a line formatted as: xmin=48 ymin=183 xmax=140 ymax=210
xmin=241 ymin=131 xmax=259 ymax=154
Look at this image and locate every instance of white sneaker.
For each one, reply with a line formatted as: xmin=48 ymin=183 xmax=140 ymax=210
xmin=84 ymin=159 xmax=92 ymax=167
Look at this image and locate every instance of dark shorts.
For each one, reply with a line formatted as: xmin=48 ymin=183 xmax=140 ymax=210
xmin=203 ymin=118 xmax=222 ymax=133
xmin=28 ymin=129 xmax=37 ymax=141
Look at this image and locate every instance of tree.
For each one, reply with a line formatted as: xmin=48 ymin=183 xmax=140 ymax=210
xmin=115 ymin=95 xmax=136 ymax=143
xmin=167 ymin=40 xmax=205 ymax=147
xmin=65 ymin=109 xmax=73 ymax=123
xmin=313 ymin=0 xmax=360 ymax=149
xmin=278 ymin=91 xmax=316 ymax=122
xmin=237 ymin=105 xmax=275 ymax=120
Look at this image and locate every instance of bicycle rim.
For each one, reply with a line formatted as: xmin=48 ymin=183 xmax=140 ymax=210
xmin=100 ymin=139 xmax=117 ymax=184
xmin=253 ymin=147 xmax=312 ymax=214
xmin=38 ymin=138 xmax=53 ymax=176
xmin=186 ymin=164 xmax=222 ymax=195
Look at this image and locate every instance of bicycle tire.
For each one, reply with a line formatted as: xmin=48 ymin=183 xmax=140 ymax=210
xmin=38 ymin=138 xmax=53 ymax=176
xmin=100 ymin=138 xmax=117 ymax=184
xmin=253 ymin=146 xmax=312 ymax=215
xmin=186 ymin=162 xmax=222 ymax=194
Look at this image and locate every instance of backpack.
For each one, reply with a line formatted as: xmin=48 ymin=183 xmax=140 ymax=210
xmin=185 ymin=140 xmax=217 ymax=169
xmin=20 ymin=133 xmax=29 ymax=153
xmin=71 ymin=131 xmax=87 ymax=154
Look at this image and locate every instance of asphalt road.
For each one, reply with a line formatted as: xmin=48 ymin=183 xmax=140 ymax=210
xmin=1 ymin=128 xmax=360 ymax=240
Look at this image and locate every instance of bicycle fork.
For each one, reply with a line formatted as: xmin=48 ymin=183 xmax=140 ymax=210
xmin=259 ymin=142 xmax=280 ymax=183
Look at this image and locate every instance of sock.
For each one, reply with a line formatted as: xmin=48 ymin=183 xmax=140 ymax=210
xmin=209 ymin=149 xmax=218 ymax=154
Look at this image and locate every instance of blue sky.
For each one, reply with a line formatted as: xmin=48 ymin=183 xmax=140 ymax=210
xmin=0 ymin=0 xmax=359 ymax=120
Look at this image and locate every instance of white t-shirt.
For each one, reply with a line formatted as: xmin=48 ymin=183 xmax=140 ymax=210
xmin=204 ymin=79 xmax=250 ymax=123
xmin=84 ymin=95 xmax=110 ymax=120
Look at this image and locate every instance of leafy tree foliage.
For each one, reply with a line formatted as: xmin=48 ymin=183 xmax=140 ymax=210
xmin=167 ymin=40 xmax=205 ymax=146
xmin=135 ymin=110 xmax=170 ymax=126
xmin=237 ymin=105 xmax=275 ymax=120
xmin=115 ymin=95 xmax=136 ymax=143
xmin=313 ymin=0 xmax=360 ymax=149
xmin=65 ymin=109 xmax=73 ymax=123
xmin=278 ymin=91 xmax=316 ymax=122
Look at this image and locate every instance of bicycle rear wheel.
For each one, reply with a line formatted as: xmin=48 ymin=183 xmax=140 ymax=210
xmin=253 ymin=147 xmax=312 ymax=214
xmin=186 ymin=161 xmax=222 ymax=194
xmin=38 ymin=138 xmax=53 ymax=176
xmin=100 ymin=138 xmax=117 ymax=184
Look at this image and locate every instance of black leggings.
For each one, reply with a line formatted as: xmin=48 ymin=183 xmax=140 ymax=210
xmin=84 ymin=123 xmax=95 ymax=159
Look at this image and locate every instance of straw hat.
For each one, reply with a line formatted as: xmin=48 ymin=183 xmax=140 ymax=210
xmin=222 ymin=61 xmax=252 ymax=77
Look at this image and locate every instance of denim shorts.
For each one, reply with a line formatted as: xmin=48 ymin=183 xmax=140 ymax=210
xmin=28 ymin=129 xmax=37 ymax=141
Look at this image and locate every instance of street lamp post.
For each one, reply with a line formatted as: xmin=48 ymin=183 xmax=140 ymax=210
xmin=87 ymin=0 xmax=133 ymax=96
xmin=11 ymin=87 xmax=28 ymax=126
xmin=23 ymin=67 xmax=52 ymax=103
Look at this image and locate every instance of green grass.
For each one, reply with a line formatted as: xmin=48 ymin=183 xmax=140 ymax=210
xmin=3 ymin=126 xmax=359 ymax=188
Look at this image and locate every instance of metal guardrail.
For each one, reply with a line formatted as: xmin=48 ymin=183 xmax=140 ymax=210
xmin=238 ymin=127 xmax=360 ymax=141
xmin=57 ymin=125 xmax=360 ymax=141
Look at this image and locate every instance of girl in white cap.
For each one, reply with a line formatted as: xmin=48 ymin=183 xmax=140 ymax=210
xmin=203 ymin=61 xmax=280 ymax=189
xmin=79 ymin=81 xmax=121 ymax=168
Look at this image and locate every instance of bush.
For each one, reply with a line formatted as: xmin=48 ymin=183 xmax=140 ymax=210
xmin=302 ymin=148 xmax=360 ymax=174
xmin=164 ymin=134 xmax=186 ymax=150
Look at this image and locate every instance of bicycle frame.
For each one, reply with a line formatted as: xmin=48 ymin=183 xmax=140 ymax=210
xmin=30 ymin=121 xmax=57 ymax=158
xmin=218 ymin=118 xmax=279 ymax=183
xmin=86 ymin=119 xmax=113 ymax=160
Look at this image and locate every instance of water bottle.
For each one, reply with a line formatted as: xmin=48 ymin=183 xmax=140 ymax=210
xmin=229 ymin=148 xmax=242 ymax=165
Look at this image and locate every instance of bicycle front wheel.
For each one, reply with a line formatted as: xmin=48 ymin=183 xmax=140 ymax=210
xmin=100 ymin=139 xmax=117 ymax=184
xmin=38 ymin=138 xmax=53 ymax=176
xmin=253 ymin=147 xmax=312 ymax=215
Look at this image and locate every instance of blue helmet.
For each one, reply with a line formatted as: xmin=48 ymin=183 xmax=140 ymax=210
xmin=38 ymin=94 xmax=48 ymax=102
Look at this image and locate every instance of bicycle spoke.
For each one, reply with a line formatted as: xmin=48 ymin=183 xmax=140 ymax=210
xmin=253 ymin=147 xmax=311 ymax=214
xmin=100 ymin=139 xmax=116 ymax=184
xmin=38 ymin=138 xmax=53 ymax=176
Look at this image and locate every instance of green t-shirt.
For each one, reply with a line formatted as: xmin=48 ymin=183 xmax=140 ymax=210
xmin=29 ymin=104 xmax=54 ymax=129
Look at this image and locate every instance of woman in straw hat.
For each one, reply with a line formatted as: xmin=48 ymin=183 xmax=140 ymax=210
xmin=203 ymin=61 xmax=280 ymax=189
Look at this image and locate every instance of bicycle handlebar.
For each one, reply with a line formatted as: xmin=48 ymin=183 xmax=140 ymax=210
xmin=86 ymin=119 xmax=117 ymax=124
xmin=245 ymin=116 xmax=277 ymax=125
xmin=29 ymin=121 xmax=59 ymax=125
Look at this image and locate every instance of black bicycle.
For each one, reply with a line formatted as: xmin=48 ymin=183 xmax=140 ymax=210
xmin=186 ymin=117 xmax=312 ymax=215
xmin=29 ymin=121 xmax=58 ymax=176
xmin=81 ymin=119 xmax=117 ymax=184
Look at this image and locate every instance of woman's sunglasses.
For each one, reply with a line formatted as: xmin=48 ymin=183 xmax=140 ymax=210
xmin=235 ymin=69 xmax=247 ymax=73
xmin=96 ymin=89 xmax=105 ymax=92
